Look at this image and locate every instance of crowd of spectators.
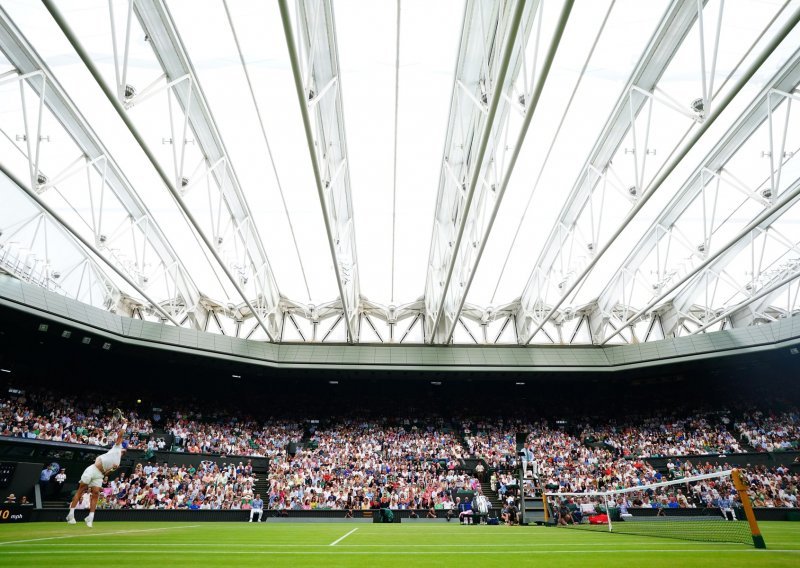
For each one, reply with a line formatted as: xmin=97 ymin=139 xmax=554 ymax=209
xmin=735 ymin=411 xmax=800 ymax=452
xmin=463 ymin=421 xmax=521 ymax=471
xmin=1 ymin=387 xmax=798 ymax=514
xmin=580 ymin=413 xmax=743 ymax=457
xmin=95 ymin=460 xmax=258 ymax=510
xmin=168 ymin=417 xmax=302 ymax=458
xmin=741 ymin=465 xmax=799 ymax=508
xmin=0 ymin=392 xmax=151 ymax=449
xmin=3 ymin=388 xmax=799 ymax=463
xmin=266 ymin=420 xmax=471 ymax=511
xmin=527 ymin=424 xmax=661 ymax=494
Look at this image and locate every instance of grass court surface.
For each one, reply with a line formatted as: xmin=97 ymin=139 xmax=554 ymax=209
xmin=0 ymin=521 xmax=798 ymax=567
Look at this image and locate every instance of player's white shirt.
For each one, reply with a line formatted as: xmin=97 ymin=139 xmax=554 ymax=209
xmin=98 ymin=444 xmax=123 ymax=472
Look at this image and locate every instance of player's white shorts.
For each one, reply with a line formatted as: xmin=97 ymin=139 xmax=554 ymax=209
xmin=80 ymin=464 xmax=104 ymax=488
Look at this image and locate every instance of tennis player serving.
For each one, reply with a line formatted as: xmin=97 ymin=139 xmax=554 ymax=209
xmin=66 ymin=409 xmax=128 ymax=527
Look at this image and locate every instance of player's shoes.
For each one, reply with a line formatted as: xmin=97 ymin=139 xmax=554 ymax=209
xmin=66 ymin=516 xmax=76 ymax=525
xmin=84 ymin=518 xmax=93 ymax=528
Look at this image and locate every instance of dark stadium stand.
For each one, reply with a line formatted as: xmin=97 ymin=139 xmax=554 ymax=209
xmin=0 ymin=299 xmax=797 ymax=522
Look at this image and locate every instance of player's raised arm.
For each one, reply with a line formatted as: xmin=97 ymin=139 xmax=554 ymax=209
xmin=115 ymin=420 xmax=127 ymax=446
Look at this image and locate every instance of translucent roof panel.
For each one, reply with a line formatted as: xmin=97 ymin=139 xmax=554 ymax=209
xmin=467 ymin=0 xmax=667 ymax=307
xmin=168 ymin=0 xmax=337 ymax=304
xmin=338 ymin=0 xmax=463 ymax=306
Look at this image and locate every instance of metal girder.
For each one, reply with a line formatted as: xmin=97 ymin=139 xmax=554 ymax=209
xmin=516 ymin=0 xmax=702 ymax=344
xmin=725 ymin=260 xmax=800 ymax=329
xmin=0 ymin=171 xmax=123 ymax=312
xmin=42 ymin=0 xmax=284 ymax=341
xmin=270 ymin=296 xmax=528 ymax=344
xmin=654 ymin=257 xmax=800 ymax=337
xmin=601 ymin=41 xmax=800 ymax=344
xmin=424 ymin=0 xmax=533 ymax=344
xmin=0 ymin=155 xmax=183 ymax=324
xmin=666 ymin=174 xmax=800 ymax=335
xmin=0 ymin=5 xmax=203 ymax=327
xmin=594 ymin=47 xmax=800 ymax=341
xmin=439 ymin=0 xmax=575 ymax=345
xmin=278 ymin=0 xmax=360 ymax=343
xmin=130 ymin=0 xmax=282 ymax=338
xmin=606 ymin=168 xmax=800 ymax=342
xmin=667 ymin=209 xmax=800 ymax=333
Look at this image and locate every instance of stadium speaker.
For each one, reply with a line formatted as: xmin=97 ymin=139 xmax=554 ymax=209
xmin=515 ymin=432 xmax=529 ymax=452
xmin=287 ymin=442 xmax=298 ymax=457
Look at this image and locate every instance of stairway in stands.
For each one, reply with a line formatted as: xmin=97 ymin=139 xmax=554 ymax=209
xmin=251 ymin=462 xmax=270 ymax=500
xmin=479 ymin=476 xmax=504 ymax=510
xmin=42 ymin=492 xmax=71 ymax=509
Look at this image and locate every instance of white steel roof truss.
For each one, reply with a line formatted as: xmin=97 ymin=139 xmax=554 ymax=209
xmin=423 ymin=0 xmax=535 ymax=344
xmin=516 ymin=1 xmax=705 ymax=344
xmin=598 ymin=45 xmax=800 ymax=343
xmin=100 ymin=0 xmax=283 ymax=339
xmin=439 ymin=1 xmax=576 ymax=346
xmin=278 ymin=0 xmax=360 ymax=342
xmin=0 ymin=8 xmax=200 ymax=325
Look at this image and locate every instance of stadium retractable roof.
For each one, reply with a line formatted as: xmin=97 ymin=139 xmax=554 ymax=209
xmin=1 ymin=0 xmax=799 ymax=346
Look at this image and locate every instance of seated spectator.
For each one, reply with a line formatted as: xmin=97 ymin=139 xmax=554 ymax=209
xmin=556 ymin=501 xmax=574 ymax=526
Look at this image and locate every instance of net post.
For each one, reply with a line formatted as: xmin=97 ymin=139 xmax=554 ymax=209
xmin=542 ymin=493 xmax=550 ymax=523
xmin=731 ymin=468 xmax=766 ymax=549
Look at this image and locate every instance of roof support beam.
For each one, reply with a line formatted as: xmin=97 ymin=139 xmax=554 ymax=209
xmin=515 ymin=1 xmax=702 ymax=344
xmin=131 ymin=0 xmax=282 ymax=338
xmin=726 ymin=266 xmax=800 ymax=330
xmin=603 ymin=171 xmax=800 ymax=343
xmin=0 ymin=5 xmax=202 ymax=327
xmin=0 ymin=186 xmax=122 ymax=313
xmin=597 ymin=19 xmax=800 ymax=344
xmin=41 ymin=0 xmax=281 ymax=341
xmin=0 ymin=160 xmax=180 ymax=325
xmin=440 ymin=0 xmax=575 ymax=345
xmin=595 ymin=55 xmax=800 ymax=335
xmin=424 ymin=0 xmax=531 ymax=344
xmin=278 ymin=0 xmax=360 ymax=342
xmin=688 ymin=260 xmax=800 ymax=333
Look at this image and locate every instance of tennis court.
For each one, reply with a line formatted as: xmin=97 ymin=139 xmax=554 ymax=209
xmin=0 ymin=521 xmax=798 ymax=567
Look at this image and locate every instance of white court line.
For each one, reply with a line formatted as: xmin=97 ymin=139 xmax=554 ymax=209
xmin=1 ymin=549 xmax=798 ymax=555
xmin=0 ymin=542 xmax=748 ymax=547
xmin=329 ymin=528 xmax=359 ymax=546
xmin=0 ymin=525 xmax=200 ymax=546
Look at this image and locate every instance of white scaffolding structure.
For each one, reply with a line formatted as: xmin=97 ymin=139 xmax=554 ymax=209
xmin=0 ymin=0 xmax=797 ymax=346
